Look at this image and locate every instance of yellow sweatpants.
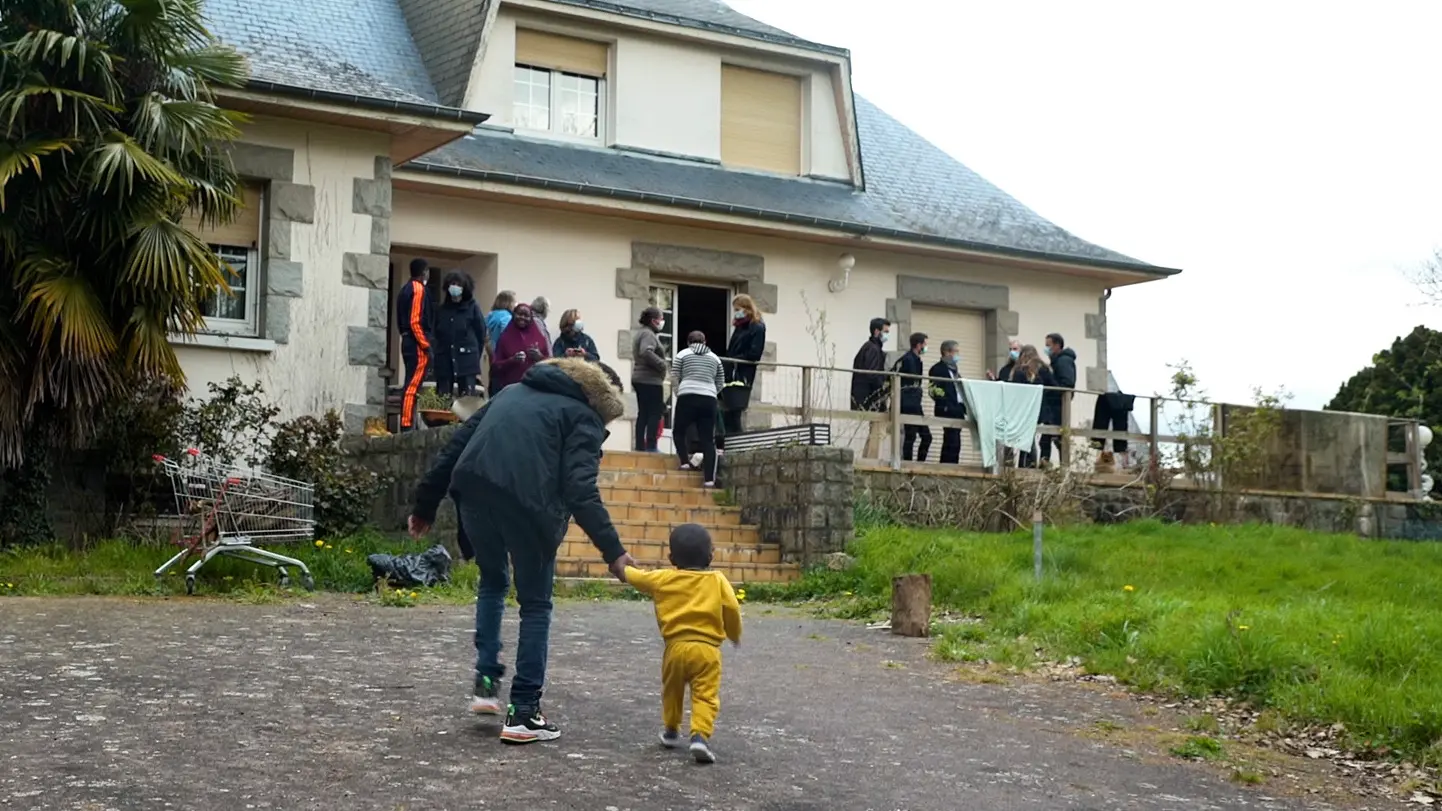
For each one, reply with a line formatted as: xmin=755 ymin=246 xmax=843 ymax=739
xmin=661 ymin=641 xmax=722 ymax=738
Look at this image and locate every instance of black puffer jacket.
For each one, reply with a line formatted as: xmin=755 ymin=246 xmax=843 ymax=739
xmin=723 ymin=319 xmax=766 ymax=388
xmin=433 ymin=274 xmax=487 ymax=380
xmin=1042 ymin=347 xmax=1078 ymax=424
xmin=412 ymin=358 xmax=627 ymax=563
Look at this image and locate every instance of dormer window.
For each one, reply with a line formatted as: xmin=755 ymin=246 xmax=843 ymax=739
xmin=513 ymin=29 xmax=609 ymax=141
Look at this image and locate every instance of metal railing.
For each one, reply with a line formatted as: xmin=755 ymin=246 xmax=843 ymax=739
xmin=714 ymin=359 xmax=1426 ymax=502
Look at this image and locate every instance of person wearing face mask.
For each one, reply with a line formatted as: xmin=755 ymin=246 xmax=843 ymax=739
xmin=720 ymin=294 xmax=766 ymax=436
xmin=1005 ymin=344 xmax=1058 ymax=468
xmin=433 ymin=271 xmax=489 ymax=397
xmin=851 ymin=318 xmax=891 ymax=459
xmin=631 ymin=306 xmax=669 ymax=451
xmin=486 ymin=291 xmax=517 ymax=353
xmin=929 ymin=340 xmax=966 ymax=465
xmin=552 ymin=309 xmax=600 ymax=362
xmin=490 ymin=302 xmax=550 ymax=395
xmin=892 ymin=332 xmax=931 ymax=462
xmin=988 ymin=338 xmax=1022 ymax=382
xmin=1038 ymin=332 xmax=1078 ymax=466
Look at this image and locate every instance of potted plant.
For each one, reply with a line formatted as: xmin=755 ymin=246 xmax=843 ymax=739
xmin=416 ymin=389 xmax=457 ymax=427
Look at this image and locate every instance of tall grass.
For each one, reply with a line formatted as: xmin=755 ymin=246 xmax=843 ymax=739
xmin=794 ymin=520 xmax=1442 ymax=763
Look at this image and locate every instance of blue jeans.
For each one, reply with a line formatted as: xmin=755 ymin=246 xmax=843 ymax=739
xmin=460 ymin=501 xmax=556 ymax=712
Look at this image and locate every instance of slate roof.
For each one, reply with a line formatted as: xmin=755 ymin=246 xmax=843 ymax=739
xmin=203 ymin=0 xmax=1175 ymax=275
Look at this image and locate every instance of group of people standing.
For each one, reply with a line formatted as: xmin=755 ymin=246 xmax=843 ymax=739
xmin=848 ymin=318 xmax=1077 ymax=467
xmin=395 ymin=258 xmax=603 ymax=430
xmin=629 ymin=294 xmax=767 ymax=484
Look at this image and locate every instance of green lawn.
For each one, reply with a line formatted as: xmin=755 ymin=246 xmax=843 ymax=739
xmin=752 ymin=520 xmax=1442 ymax=764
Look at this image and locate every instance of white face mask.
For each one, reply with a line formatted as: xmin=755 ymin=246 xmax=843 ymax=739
xmin=733 ymin=309 xmax=745 ymax=320
xmin=655 ymin=320 xmax=666 ymax=332
xmin=447 ymin=285 xmax=462 ymax=298
xmin=573 ymin=320 xmax=585 ymax=333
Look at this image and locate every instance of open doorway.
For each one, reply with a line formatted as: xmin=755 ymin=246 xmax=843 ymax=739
xmin=647 ymin=281 xmax=732 ymax=455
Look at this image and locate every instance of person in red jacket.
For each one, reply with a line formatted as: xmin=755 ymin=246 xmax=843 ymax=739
xmin=396 ymin=258 xmax=435 ymax=430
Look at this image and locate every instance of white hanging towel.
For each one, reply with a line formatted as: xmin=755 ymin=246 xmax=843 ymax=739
xmin=960 ymin=380 xmax=1045 ymax=468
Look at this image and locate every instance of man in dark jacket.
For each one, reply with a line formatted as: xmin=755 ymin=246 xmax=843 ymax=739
xmin=929 ymin=340 xmax=966 ymax=465
xmin=409 ymin=357 xmax=636 ymax=744
xmin=850 ymin=318 xmax=890 ymax=459
xmin=1039 ymin=332 xmax=1078 ymax=465
xmin=896 ymin=332 xmax=930 ymax=462
xmin=395 ymin=258 xmax=435 ymax=431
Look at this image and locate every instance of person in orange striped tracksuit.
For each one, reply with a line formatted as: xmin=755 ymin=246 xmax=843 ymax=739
xmin=396 ymin=257 xmax=435 ymax=431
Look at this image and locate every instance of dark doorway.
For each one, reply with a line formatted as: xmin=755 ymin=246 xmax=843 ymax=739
xmin=675 ymin=283 xmax=730 ymax=351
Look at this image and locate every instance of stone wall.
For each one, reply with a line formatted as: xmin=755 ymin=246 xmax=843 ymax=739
xmin=854 ymin=467 xmax=1428 ymax=540
xmin=719 ymin=447 xmax=855 ymax=564
xmin=341 ymin=427 xmax=461 ymax=537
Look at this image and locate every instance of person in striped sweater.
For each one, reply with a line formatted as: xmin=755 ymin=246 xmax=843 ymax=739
xmin=670 ymin=331 xmax=726 ymax=486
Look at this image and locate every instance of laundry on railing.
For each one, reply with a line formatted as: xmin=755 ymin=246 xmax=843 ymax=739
xmin=960 ymin=380 xmax=1045 ymax=468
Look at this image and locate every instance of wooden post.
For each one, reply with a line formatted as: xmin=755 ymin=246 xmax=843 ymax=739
xmin=1148 ymin=397 xmax=1161 ymax=474
xmin=800 ymin=365 xmax=814 ymax=425
xmin=889 ymin=372 xmax=903 ymax=471
xmin=1032 ymin=509 xmax=1044 ymax=581
xmin=1059 ymin=390 xmax=1073 ymax=468
xmin=891 ymin=574 xmax=932 ymax=637
xmin=1212 ymin=403 xmax=1225 ymax=490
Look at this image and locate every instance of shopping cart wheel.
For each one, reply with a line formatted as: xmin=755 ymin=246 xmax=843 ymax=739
xmin=301 ymin=573 xmax=315 ymax=591
xmin=184 ymin=575 xmax=196 ymax=596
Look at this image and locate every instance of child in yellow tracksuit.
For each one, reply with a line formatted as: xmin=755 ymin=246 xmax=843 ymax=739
xmin=623 ymin=523 xmax=742 ymax=764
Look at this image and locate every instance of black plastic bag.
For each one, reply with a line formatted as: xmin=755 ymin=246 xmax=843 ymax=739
xmin=368 ymin=543 xmax=453 ymax=588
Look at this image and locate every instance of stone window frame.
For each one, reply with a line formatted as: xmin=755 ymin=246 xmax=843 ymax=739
xmin=221 ymin=142 xmax=314 ymax=347
xmin=613 ymin=242 xmax=778 ymax=427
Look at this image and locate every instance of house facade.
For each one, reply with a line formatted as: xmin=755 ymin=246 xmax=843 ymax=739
xmin=182 ymin=0 xmax=1178 ymax=449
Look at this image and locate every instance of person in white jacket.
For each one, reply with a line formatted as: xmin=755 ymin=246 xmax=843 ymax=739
xmin=670 ymin=331 xmax=726 ymax=485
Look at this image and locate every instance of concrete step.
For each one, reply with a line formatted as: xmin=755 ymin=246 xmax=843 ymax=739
xmin=598 ymin=485 xmax=719 ymax=507
xmin=599 ymin=451 xmax=678 ymax=472
xmin=554 ymin=557 xmax=799 ymax=584
xmin=564 ymin=519 xmax=759 ymax=547
xmin=604 ymin=501 xmax=743 ymax=526
xmin=597 ymin=469 xmax=706 ymax=489
xmin=560 ymin=537 xmax=781 ymax=565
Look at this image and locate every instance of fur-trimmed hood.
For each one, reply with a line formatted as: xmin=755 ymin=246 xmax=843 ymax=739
xmin=530 ymin=357 xmax=625 ymax=424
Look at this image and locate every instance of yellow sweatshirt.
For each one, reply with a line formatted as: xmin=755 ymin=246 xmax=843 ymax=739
xmin=625 ymin=567 xmax=743 ymax=647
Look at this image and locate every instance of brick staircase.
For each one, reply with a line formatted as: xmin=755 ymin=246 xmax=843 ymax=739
xmin=555 ymin=451 xmax=801 ymax=584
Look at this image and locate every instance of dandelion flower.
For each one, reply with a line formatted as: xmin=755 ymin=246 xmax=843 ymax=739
xmin=345 ymin=548 xmax=354 ymax=554
xmin=314 ymin=540 xmax=325 ymax=548
xmin=736 ymin=588 xmax=747 ymax=602
xmin=1238 ymin=625 xmax=1250 ymax=631
xmin=410 ymin=591 xmax=419 ymax=599
xmin=1123 ymin=584 xmax=1135 ymax=592
xmin=324 ymin=543 xmax=333 ymax=549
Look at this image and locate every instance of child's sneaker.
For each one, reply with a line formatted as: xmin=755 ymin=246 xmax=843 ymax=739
xmin=500 ymin=704 xmax=561 ymax=744
xmin=689 ymin=734 xmax=716 ymax=764
xmin=468 ymin=675 xmax=502 ymax=715
xmin=659 ymin=728 xmax=682 ymax=749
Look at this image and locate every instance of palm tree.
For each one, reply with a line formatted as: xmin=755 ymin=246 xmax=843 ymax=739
xmin=0 ymin=0 xmax=249 ymax=472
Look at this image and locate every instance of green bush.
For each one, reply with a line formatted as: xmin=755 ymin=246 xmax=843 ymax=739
xmin=266 ymin=411 xmax=385 ymax=539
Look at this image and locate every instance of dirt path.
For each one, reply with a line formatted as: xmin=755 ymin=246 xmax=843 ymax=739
xmin=0 ymin=597 xmax=1394 ymax=810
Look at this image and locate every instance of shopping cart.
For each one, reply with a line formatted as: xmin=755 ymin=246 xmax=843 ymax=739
xmin=153 ymin=449 xmax=317 ymax=594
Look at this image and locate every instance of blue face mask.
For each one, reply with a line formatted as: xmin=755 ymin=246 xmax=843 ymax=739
xmin=944 ymin=355 xmax=958 ymax=367
xmin=733 ymin=309 xmax=745 ymax=320
xmin=1043 ymin=346 xmax=1053 ymax=357
xmin=447 ymin=285 xmax=462 ymax=298
xmin=1009 ymin=349 xmax=1020 ymax=360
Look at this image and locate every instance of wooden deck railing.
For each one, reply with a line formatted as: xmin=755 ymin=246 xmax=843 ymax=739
xmin=712 ymin=359 xmax=1426 ymax=502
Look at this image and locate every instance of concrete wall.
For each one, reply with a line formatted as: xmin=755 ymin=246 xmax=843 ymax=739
xmin=465 ymin=7 xmax=853 ymax=181
xmin=172 ymin=116 xmax=392 ymax=428
xmin=390 ymin=189 xmax=1109 ymax=450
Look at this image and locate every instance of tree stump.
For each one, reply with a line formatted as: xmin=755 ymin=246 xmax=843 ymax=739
xmin=890 ymin=573 xmax=932 ymax=638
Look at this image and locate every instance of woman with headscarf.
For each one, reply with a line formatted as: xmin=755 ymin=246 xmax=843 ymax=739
xmin=1005 ymin=344 xmax=1057 ymax=468
xmin=433 ymin=270 xmax=488 ymax=396
xmin=490 ymin=302 xmax=550 ymax=395
xmin=720 ymin=293 xmax=766 ymax=436
xmin=551 ymin=308 xmax=600 ymax=362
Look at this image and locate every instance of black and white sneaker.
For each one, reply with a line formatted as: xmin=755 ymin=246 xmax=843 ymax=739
xmin=689 ymin=734 xmax=716 ymax=764
xmin=659 ymin=728 xmax=681 ymax=749
xmin=469 ymin=675 xmax=502 ymax=716
xmin=500 ymin=704 xmax=561 ymax=744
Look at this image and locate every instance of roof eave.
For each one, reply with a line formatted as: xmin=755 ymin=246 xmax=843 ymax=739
xmin=528 ymin=0 xmax=850 ymax=57
xmin=238 ymin=80 xmax=489 ymax=125
xmin=400 ymin=160 xmax=1180 ymax=279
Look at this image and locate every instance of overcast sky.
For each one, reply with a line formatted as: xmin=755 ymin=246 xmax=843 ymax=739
xmin=727 ymin=0 xmax=1442 ymax=409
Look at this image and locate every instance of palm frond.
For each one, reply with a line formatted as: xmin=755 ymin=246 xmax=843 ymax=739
xmin=0 ymin=138 xmax=74 ymax=210
xmin=0 ymin=82 xmax=117 ymax=133
xmin=121 ymin=215 xmax=223 ymax=290
xmin=122 ymin=305 xmax=183 ymax=376
xmin=131 ymin=92 xmax=241 ymax=152
xmin=11 ymin=28 xmax=117 ymax=93
xmin=19 ymin=270 xmax=120 ymax=360
xmin=165 ymin=44 xmax=249 ymax=97
xmin=88 ymin=130 xmax=185 ymax=196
